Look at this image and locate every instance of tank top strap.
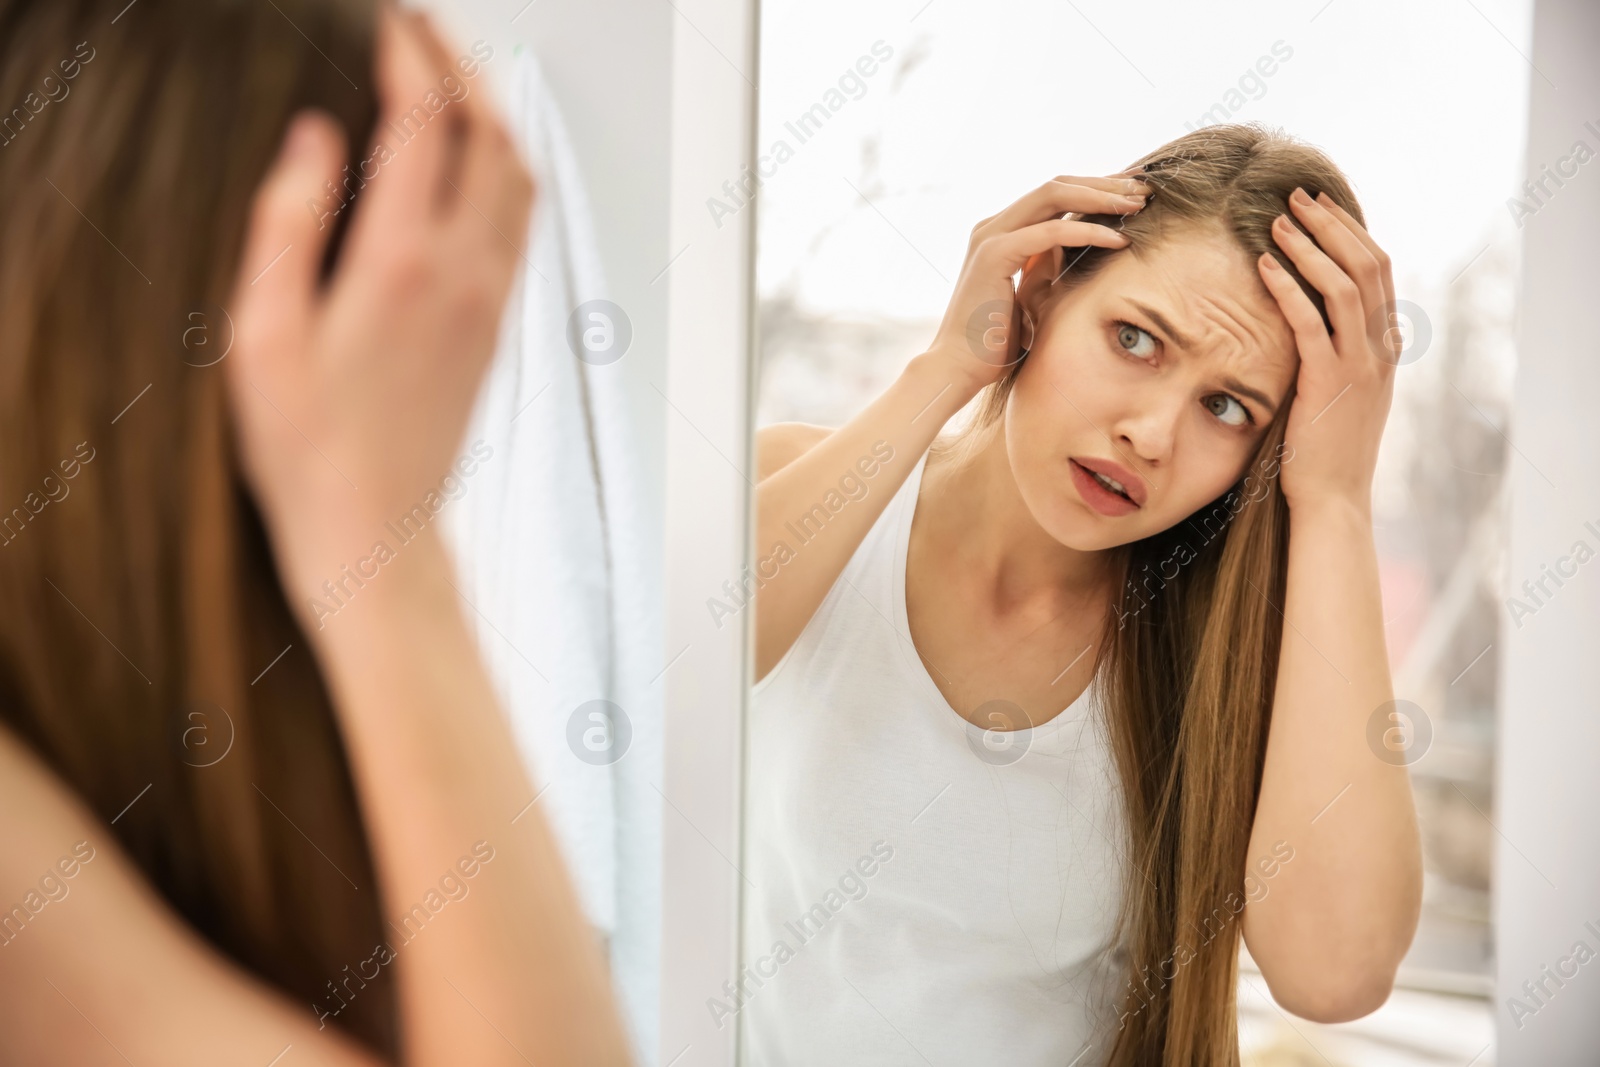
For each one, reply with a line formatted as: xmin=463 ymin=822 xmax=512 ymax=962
xmin=754 ymin=450 xmax=930 ymax=695
xmin=837 ymin=449 xmax=928 ymax=616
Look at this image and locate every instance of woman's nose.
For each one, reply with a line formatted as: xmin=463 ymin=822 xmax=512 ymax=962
xmin=1110 ymin=387 xmax=1185 ymax=468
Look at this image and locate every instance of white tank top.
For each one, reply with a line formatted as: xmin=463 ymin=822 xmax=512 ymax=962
xmin=738 ymin=450 xmax=1131 ymax=1067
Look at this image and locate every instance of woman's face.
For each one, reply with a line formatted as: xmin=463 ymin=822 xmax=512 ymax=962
xmin=1006 ymin=225 xmax=1300 ymax=551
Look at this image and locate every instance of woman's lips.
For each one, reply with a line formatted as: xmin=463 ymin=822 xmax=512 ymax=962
xmin=1069 ymin=458 xmax=1141 ymax=517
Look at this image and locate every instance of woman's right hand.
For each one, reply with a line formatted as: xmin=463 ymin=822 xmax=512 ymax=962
xmin=225 ymin=7 xmax=534 ymax=622
xmin=924 ymin=173 xmax=1152 ymax=396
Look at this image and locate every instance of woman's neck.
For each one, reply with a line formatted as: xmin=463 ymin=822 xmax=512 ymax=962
xmin=922 ymin=420 xmax=1115 ymax=620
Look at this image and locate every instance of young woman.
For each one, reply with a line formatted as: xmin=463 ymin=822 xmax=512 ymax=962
xmin=746 ymin=124 xmax=1423 ymax=1065
xmin=0 ymin=1 xmax=629 ymax=1064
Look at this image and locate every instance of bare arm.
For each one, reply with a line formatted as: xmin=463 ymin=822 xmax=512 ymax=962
xmin=307 ymin=529 xmax=628 ymax=1065
xmin=754 ymin=174 xmax=1149 ymax=680
xmin=753 ymin=357 xmax=980 ymax=681
xmin=755 ymin=421 xmax=834 ymax=483
xmin=0 ymin=724 xmax=388 ymax=1067
xmin=1241 ymin=188 xmax=1423 ymax=1021
xmin=1240 ymin=497 xmax=1422 ymax=1021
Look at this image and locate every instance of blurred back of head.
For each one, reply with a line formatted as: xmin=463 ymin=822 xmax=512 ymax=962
xmin=0 ymin=0 xmax=394 ymax=1052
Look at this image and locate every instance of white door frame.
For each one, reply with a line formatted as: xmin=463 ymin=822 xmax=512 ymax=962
xmin=661 ymin=0 xmax=761 ymax=1063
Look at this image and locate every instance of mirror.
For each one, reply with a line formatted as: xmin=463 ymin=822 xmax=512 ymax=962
xmin=736 ymin=2 xmax=1536 ymax=1064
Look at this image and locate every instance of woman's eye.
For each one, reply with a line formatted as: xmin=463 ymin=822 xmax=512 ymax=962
xmin=1206 ymin=393 xmax=1250 ymax=427
xmin=1116 ymin=322 xmax=1156 ymax=359
xmin=1114 ymin=320 xmax=1253 ymax=428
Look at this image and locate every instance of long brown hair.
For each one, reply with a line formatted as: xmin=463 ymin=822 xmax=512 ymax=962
xmin=0 ymin=0 xmax=395 ymax=1054
xmin=933 ymin=122 xmax=1365 ymax=1065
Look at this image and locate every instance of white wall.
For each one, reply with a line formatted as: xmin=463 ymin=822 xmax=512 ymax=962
xmin=1495 ymin=0 xmax=1600 ymax=1061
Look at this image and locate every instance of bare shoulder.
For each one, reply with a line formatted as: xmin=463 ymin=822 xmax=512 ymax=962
xmin=756 ymin=422 xmax=835 ymax=482
xmin=0 ymin=721 xmax=381 ymax=1066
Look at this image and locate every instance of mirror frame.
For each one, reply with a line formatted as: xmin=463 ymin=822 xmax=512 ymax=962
xmin=660 ymin=0 xmax=761 ymax=1063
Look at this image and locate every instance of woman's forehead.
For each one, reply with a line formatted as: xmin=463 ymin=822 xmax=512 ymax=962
xmin=1094 ymin=232 xmax=1300 ymax=389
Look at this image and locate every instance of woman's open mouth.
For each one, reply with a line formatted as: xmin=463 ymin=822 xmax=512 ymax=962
xmin=1068 ymin=458 xmax=1142 ymax=517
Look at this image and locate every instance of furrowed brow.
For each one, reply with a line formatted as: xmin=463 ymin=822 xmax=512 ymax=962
xmin=1221 ymin=375 xmax=1278 ymax=418
xmin=1128 ymin=299 xmax=1197 ymax=352
xmin=1128 ymin=299 xmax=1279 ymax=418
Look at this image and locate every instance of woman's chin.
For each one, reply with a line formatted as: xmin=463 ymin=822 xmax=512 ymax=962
xmin=1040 ymin=502 xmax=1145 ymax=553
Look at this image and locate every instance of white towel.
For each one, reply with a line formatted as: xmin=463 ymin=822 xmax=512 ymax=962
xmin=442 ymin=48 xmax=662 ymax=1059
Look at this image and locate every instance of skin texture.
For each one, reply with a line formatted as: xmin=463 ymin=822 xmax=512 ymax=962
xmin=756 ymin=174 xmax=1421 ymax=1024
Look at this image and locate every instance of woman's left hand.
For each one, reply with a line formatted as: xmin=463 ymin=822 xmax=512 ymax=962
xmin=1257 ymin=187 xmax=1401 ymax=515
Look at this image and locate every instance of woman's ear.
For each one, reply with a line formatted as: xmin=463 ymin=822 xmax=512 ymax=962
xmin=1016 ymin=246 xmax=1063 ymax=336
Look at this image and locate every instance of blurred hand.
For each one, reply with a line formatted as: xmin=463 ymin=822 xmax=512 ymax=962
xmin=225 ymin=7 xmax=534 ymax=615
